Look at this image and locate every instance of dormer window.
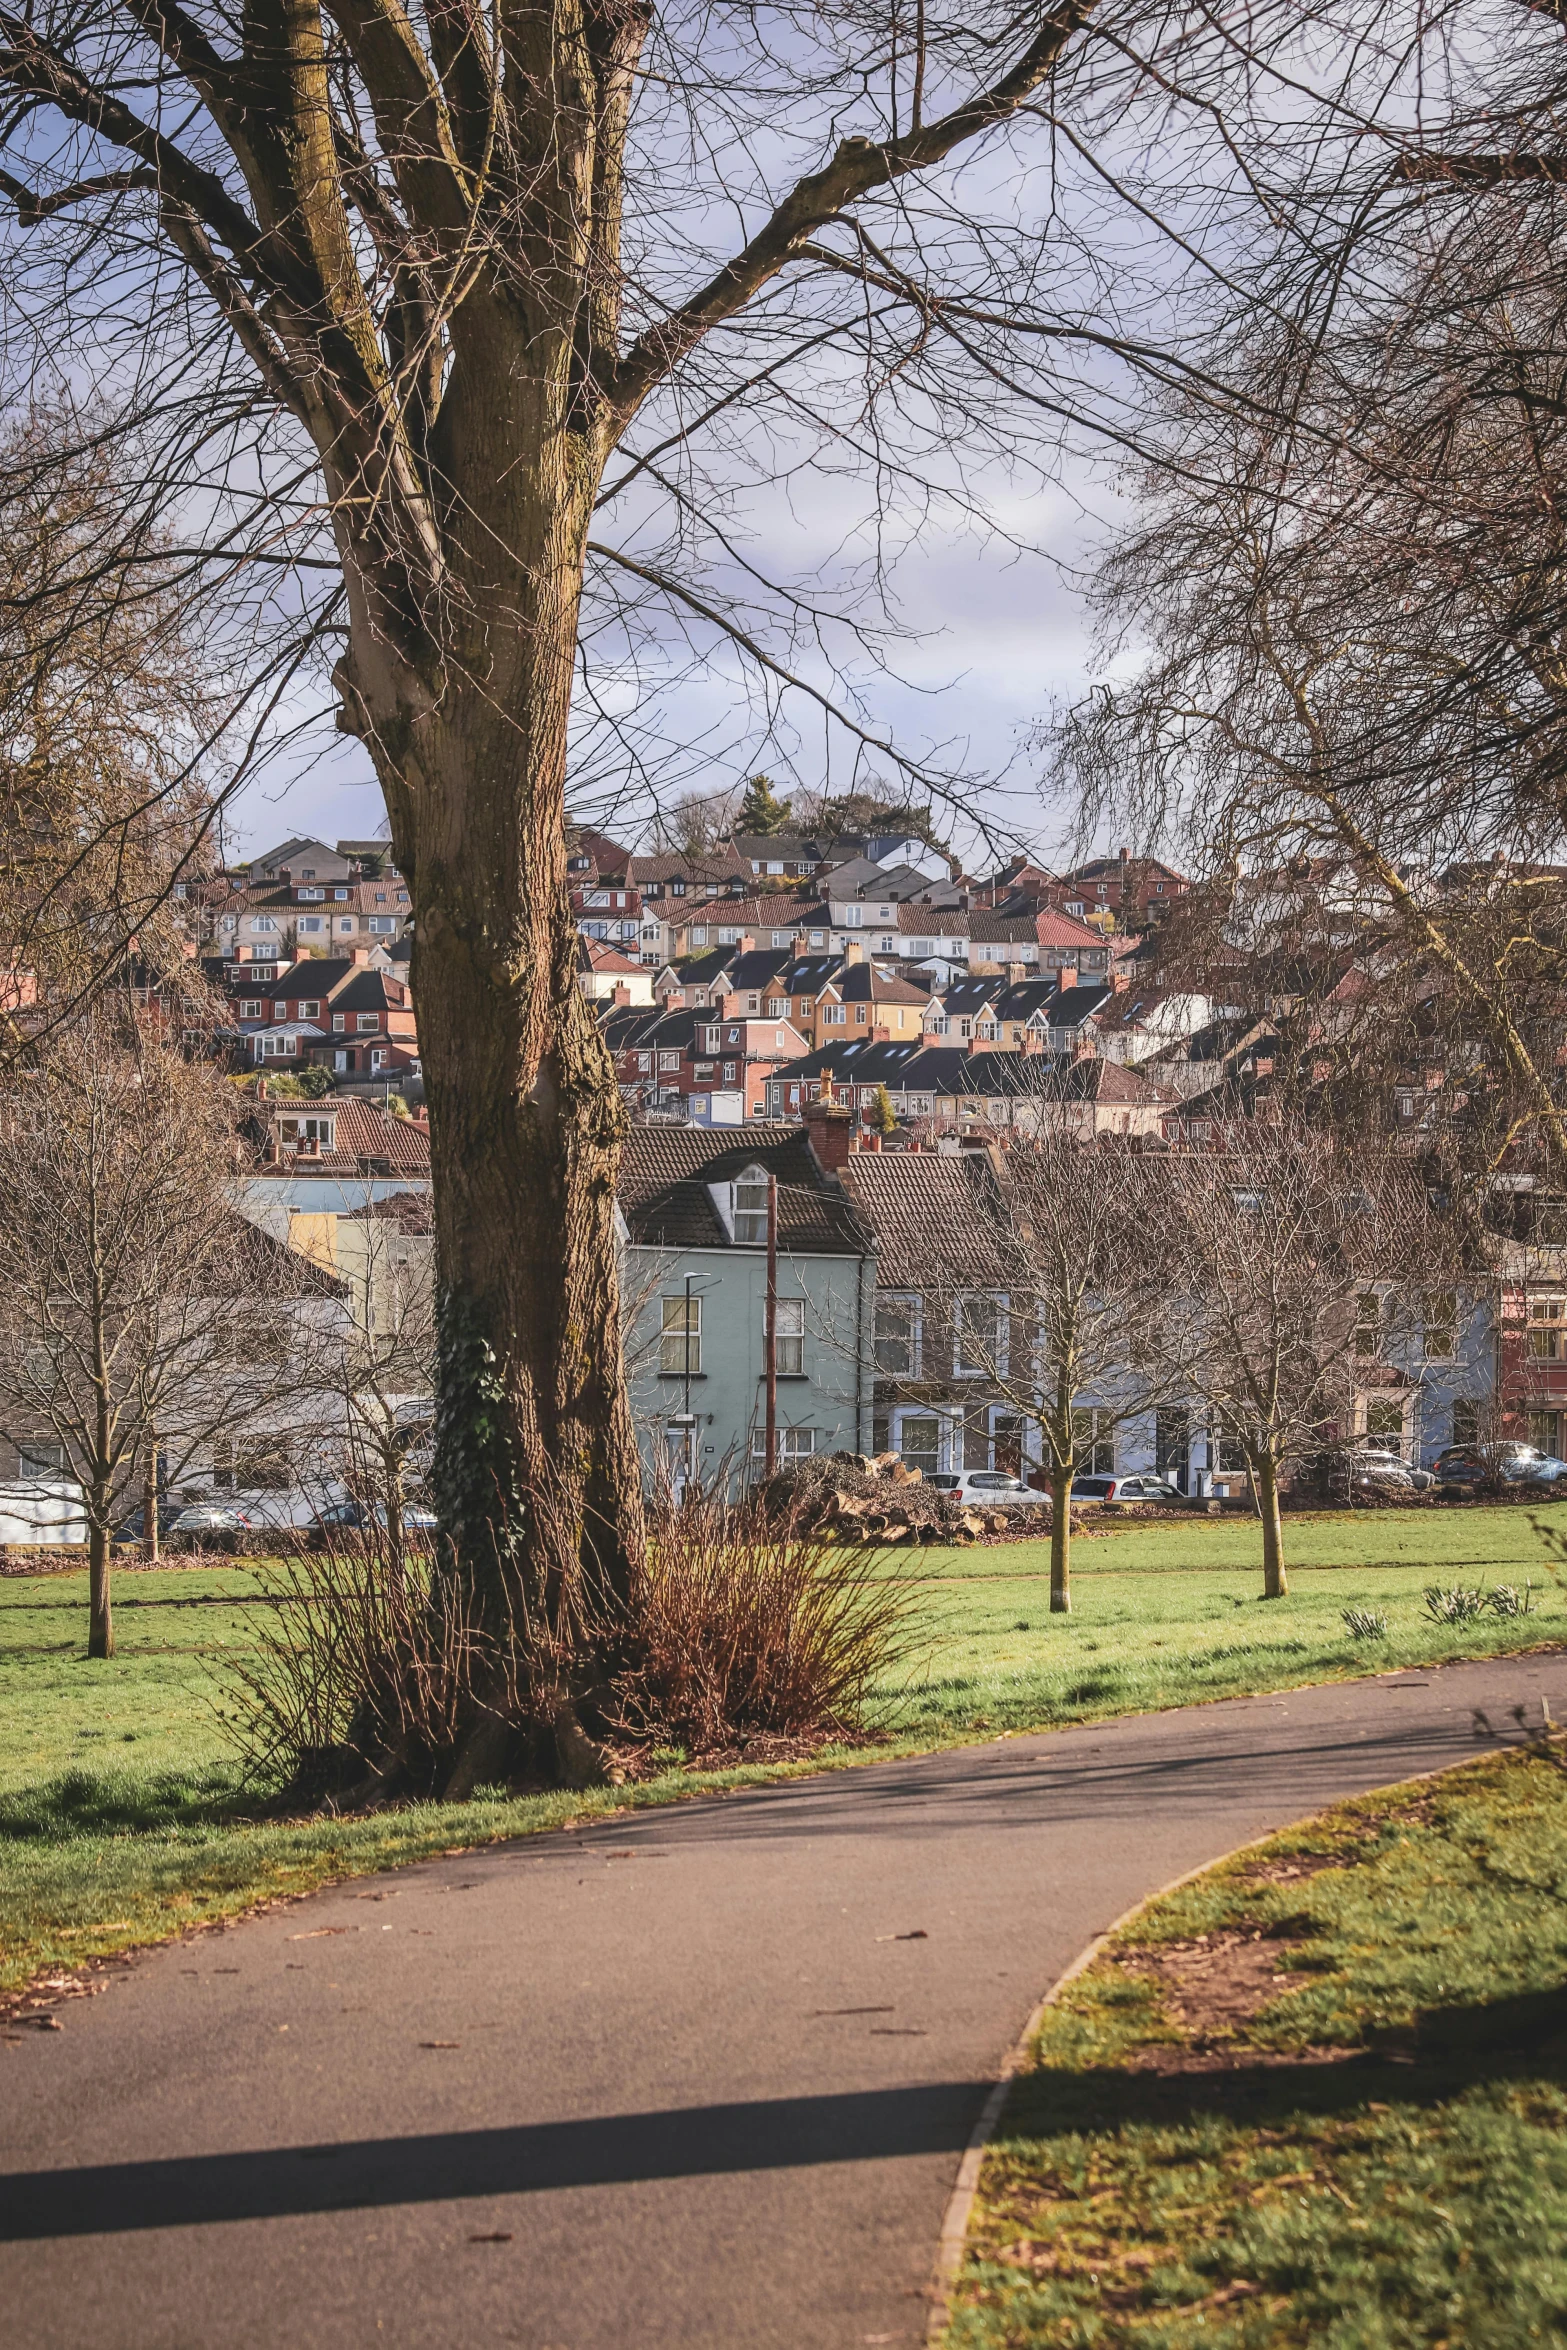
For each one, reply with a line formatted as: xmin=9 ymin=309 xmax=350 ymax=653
xmin=278 ymin=1114 xmax=336 ymax=1152
xmin=733 ymin=1169 xmax=770 ymax=1245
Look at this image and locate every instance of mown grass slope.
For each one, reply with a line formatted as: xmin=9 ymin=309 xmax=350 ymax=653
xmin=2 ymin=1505 xmax=1561 ymax=1998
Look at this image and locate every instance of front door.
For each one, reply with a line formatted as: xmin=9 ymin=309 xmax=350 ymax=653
xmin=663 ymin=1424 xmax=696 ymax=1500
xmin=1156 ymin=1408 xmax=1190 ymax=1494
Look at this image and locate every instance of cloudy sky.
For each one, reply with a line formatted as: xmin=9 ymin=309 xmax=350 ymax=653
xmin=224 ymin=463 xmax=1112 ymax=872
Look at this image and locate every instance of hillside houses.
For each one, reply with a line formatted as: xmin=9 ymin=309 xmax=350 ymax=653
xmin=229 ymin=954 xmax=419 ymax=1083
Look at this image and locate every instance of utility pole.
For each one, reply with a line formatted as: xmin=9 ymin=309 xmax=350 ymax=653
xmin=764 ymin=1172 xmax=778 ymax=1477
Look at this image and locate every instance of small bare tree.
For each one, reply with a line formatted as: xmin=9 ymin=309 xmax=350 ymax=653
xmin=918 ymin=1130 xmax=1162 ymax=1613
xmin=331 ymin=1197 xmax=437 ymax=1566
xmin=0 ymin=413 xmax=222 ymax=1025
xmin=0 ymin=1017 xmax=341 ymax=1653
xmin=1152 ymin=1112 xmax=1437 ymax=1600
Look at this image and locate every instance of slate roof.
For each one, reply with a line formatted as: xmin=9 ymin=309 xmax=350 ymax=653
xmin=786 ymin=1040 xmax=931 ymax=1086
xmin=729 ymin=834 xmax=824 ymax=866
xmin=779 ymin=955 xmax=842 ymax=993
xmin=1044 ymin=983 xmax=1114 ymax=1028
xmin=605 ymin=1006 xmax=697 ymax=1052
xmin=723 ymin=948 xmax=797 ymax=990
xmin=618 ymin=1124 xmax=869 ymax=1255
xmin=937 ymin=975 xmax=1009 ymax=1017
xmin=992 ymin=979 xmax=1065 ymax=1023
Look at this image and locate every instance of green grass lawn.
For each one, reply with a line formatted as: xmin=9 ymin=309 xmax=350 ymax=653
xmin=2 ymin=1505 xmax=1564 ymax=2002
xmin=949 ymin=1741 xmax=1567 ymax=2347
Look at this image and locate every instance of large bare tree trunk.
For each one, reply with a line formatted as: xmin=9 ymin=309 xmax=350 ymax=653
xmin=341 ymin=454 xmax=647 ymax=1779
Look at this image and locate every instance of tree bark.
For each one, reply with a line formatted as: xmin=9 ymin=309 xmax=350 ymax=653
xmin=87 ymin=1512 xmax=114 ymax=1658
xmin=1256 ymin=1454 xmax=1288 ymax=1599
xmin=1049 ymin=1465 xmax=1074 ymax=1613
xmin=338 ymin=450 xmax=647 ymax=1771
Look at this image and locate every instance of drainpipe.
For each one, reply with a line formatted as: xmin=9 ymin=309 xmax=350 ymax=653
xmin=764 ymin=1174 xmax=778 ymax=1477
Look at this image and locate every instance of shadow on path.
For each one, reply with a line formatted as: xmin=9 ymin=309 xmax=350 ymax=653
xmin=0 ymin=2080 xmax=989 ymax=2241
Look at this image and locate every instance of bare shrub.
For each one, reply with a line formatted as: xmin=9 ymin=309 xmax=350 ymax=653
xmin=219 ymin=1532 xmax=530 ymax=1806
xmin=610 ymin=1490 xmax=916 ymax=1755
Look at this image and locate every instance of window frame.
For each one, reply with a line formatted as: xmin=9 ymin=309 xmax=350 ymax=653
xmin=953 ymin=1290 xmax=1008 ymax=1378
xmin=874 ymin=1291 xmax=922 ymax=1378
xmin=659 ymin=1294 xmax=701 ymax=1376
xmin=769 ymin=1294 xmax=806 ymax=1376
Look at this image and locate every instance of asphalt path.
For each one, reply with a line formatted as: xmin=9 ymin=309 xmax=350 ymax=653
xmin=2 ymin=1650 xmax=1563 ymax=2350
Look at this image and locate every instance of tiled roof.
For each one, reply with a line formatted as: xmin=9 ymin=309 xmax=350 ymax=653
xmin=971 ymin=908 xmax=1107 ymax=949
xmin=836 ymin=963 xmax=930 ymax=1005
xmin=628 ymin=847 xmax=749 ymax=887
xmin=618 ymin=1123 xmax=868 ymax=1254
xmin=247 ymin=1091 xmax=432 ymax=1177
xmin=578 ymin=939 xmax=644 ymax=973
xmin=1069 ymin=855 xmax=1191 ymax=886
xmin=896 ymin=904 xmax=972 ymax=937
xmin=729 ymin=834 xmax=824 ymax=864
xmin=838 ymin=1150 xmax=1010 ymax=1285
xmin=1041 ymin=1058 xmax=1175 ymax=1105
xmin=338 ymin=1190 xmax=436 ymax=1234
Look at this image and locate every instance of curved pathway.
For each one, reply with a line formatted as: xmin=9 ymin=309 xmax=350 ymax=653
xmin=2 ymin=1651 xmax=1563 ymax=2350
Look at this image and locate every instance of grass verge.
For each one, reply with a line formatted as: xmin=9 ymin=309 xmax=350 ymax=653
xmin=2 ymin=1506 xmax=1564 ymax=2004
xmin=948 ymin=1740 xmax=1567 ymax=2349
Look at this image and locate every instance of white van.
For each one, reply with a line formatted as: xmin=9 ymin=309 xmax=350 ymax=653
xmin=0 ymin=1479 xmax=89 ymax=1546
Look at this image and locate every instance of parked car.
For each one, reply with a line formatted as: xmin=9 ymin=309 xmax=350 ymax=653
xmin=166 ymin=1503 xmax=251 ymax=1551
xmin=306 ymin=1498 xmax=440 ymax=1546
xmin=1067 ymin=1473 xmax=1192 ymax=1505
xmin=1350 ymin=1448 xmax=1435 ymax=1493
xmin=1433 ymin=1442 xmax=1567 ymax=1489
xmin=115 ymin=1496 xmax=196 ymax=1541
xmin=925 ymin=1471 xmax=1045 ymax=1509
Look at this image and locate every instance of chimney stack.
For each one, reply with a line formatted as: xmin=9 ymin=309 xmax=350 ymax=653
xmin=843 ymin=938 xmax=865 ymax=967
xmin=612 ymin=982 xmax=632 ymax=1007
xmin=802 ymin=1095 xmax=854 ymax=1172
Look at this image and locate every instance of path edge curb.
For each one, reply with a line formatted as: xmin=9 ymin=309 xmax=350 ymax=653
xmin=921 ymin=1737 xmax=1520 ymax=2343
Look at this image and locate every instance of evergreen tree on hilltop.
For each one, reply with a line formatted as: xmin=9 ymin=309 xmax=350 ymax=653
xmin=736 ymin=774 xmax=793 ymax=836
xmin=799 ymin=789 xmax=943 ymax=852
